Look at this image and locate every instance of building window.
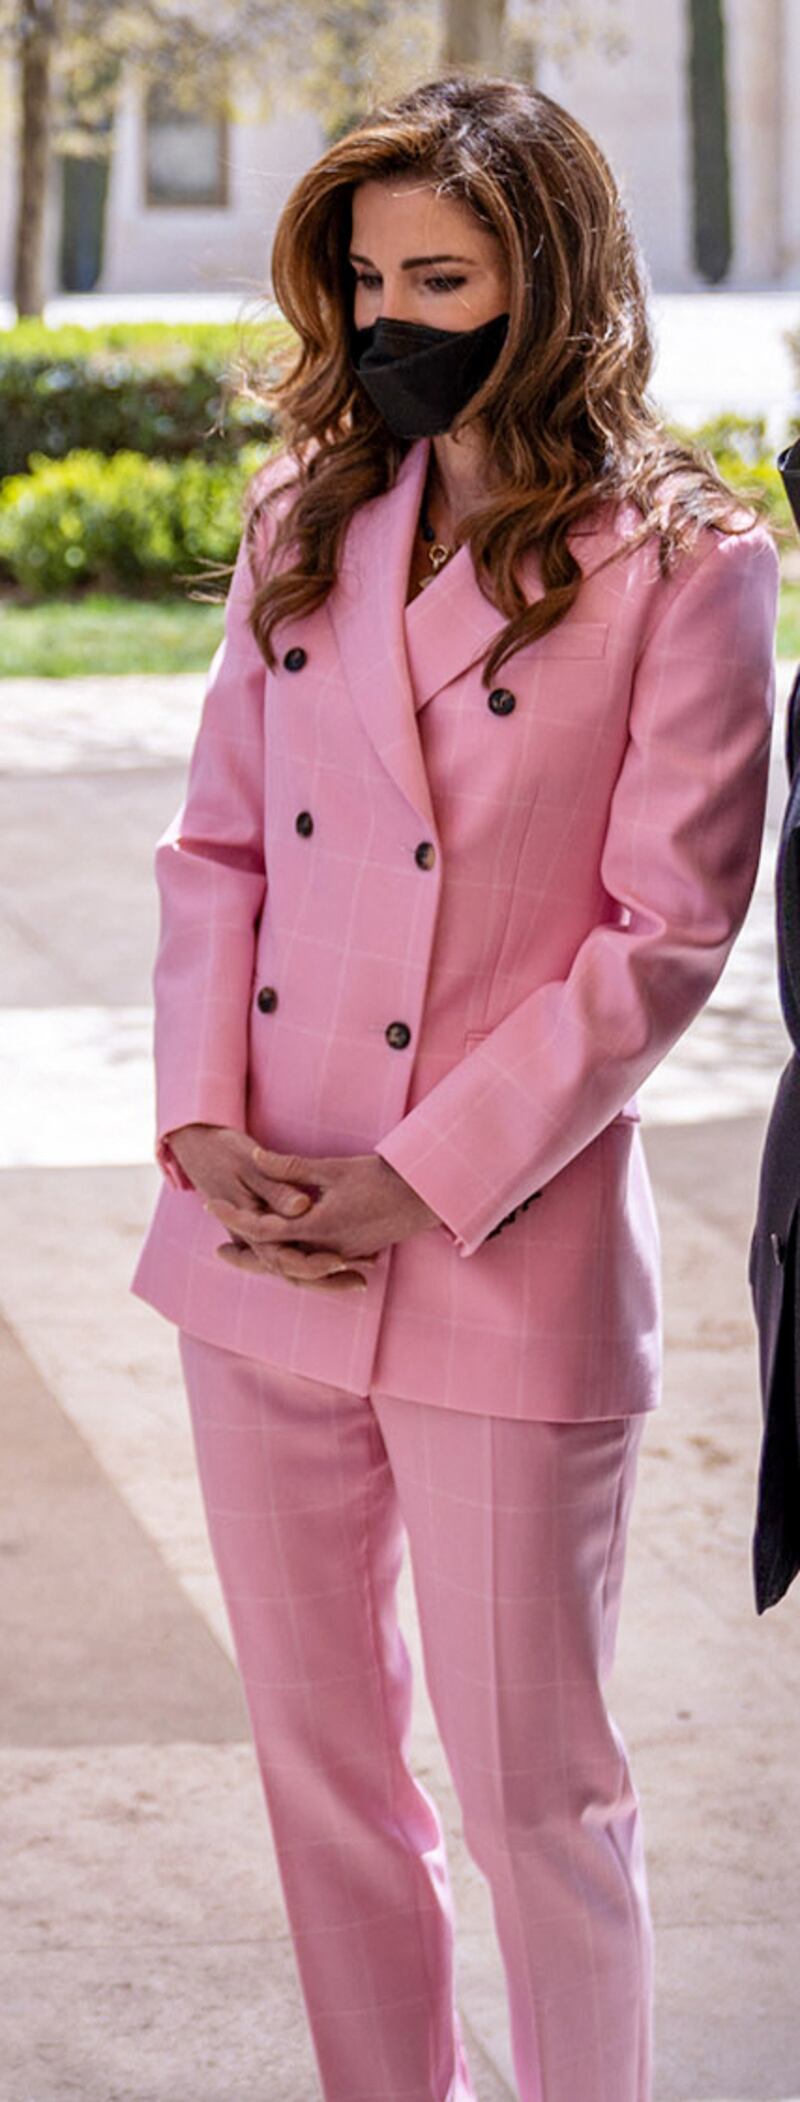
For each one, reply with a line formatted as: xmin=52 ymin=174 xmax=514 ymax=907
xmin=144 ymin=84 xmax=229 ymax=208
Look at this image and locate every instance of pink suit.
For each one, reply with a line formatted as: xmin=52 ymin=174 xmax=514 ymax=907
xmin=131 ymin=436 xmax=778 ymax=1418
xmin=130 ymin=439 xmax=779 ymax=2101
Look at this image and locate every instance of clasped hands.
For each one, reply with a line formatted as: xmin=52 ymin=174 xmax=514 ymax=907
xmin=164 ymin=1123 xmax=442 ymax=1291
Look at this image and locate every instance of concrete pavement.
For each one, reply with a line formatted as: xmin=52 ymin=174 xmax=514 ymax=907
xmin=2 ymin=661 xmax=800 ymax=2102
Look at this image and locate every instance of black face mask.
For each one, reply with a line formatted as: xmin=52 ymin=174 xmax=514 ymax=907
xmin=351 ymin=310 xmax=509 ymax=440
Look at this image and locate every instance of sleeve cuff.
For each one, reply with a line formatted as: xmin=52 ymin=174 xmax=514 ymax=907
xmin=373 ymin=1137 xmax=477 ymax=1256
xmin=153 ymin=1093 xmax=246 ymax=1191
xmin=156 ymin=1133 xmax=195 ymax=1190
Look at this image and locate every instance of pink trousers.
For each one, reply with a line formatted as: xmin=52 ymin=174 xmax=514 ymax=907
xmin=178 ymin=1329 xmax=652 ymax=2102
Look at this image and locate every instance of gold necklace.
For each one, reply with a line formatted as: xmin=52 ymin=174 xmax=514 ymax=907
xmin=418 ymin=492 xmax=454 ymax=589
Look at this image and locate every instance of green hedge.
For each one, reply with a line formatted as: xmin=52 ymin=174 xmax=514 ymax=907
xmin=0 ymin=411 xmax=791 ymax=600
xmin=667 ymin=415 xmax=791 ymax=529
xmin=0 ymin=442 xmax=274 ymax=595
xmin=705 ymin=453 xmax=790 ymax=525
xmin=0 ymin=319 xmax=290 ymax=476
xmin=670 ymin=412 xmax=771 ymax=463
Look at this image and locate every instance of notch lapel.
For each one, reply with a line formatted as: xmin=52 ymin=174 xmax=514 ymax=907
xmin=403 ymin=501 xmax=609 ymax=711
xmin=327 ymin=439 xmax=437 ymax=827
xmin=327 ymin=434 xmax=608 ymax=817
xmin=402 ymin=535 xmax=525 ymax=710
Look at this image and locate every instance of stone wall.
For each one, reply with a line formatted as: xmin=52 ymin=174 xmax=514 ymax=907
xmin=98 ymin=77 xmax=323 ymax=299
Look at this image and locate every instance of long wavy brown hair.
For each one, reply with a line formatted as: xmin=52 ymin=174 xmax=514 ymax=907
xmin=243 ymin=72 xmax=776 ymax=685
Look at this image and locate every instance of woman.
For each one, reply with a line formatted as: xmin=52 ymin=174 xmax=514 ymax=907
xmin=131 ymin=73 xmax=779 ymax=2102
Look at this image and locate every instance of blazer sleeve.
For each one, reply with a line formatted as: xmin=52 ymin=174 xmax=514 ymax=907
xmin=150 ymin=522 xmax=269 ymax=1191
xmin=375 ymin=518 xmax=780 ymax=1255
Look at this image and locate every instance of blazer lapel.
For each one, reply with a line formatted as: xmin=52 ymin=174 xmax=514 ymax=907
xmin=327 ymin=438 xmax=437 ymax=827
xmin=327 ymin=433 xmax=608 ymax=817
xmin=402 ymin=534 xmax=519 ymax=710
xmin=404 ymin=508 xmax=610 ymax=711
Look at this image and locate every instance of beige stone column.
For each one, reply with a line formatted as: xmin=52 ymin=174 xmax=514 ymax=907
xmin=537 ymin=0 xmax=694 ymax=288
xmin=779 ymin=0 xmax=800 ymax=280
xmin=726 ymin=0 xmax=783 ymax=282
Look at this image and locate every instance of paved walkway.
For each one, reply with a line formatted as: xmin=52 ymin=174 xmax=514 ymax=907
xmin=2 ymin=664 xmax=800 ymax=2101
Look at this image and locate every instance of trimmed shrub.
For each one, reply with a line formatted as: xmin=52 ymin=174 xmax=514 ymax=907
xmin=666 ymin=417 xmax=791 ymax=531
xmin=0 ymin=443 xmax=274 ymax=596
xmin=0 ymin=319 xmax=290 ymax=476
xmin=704 ymin=454 xmax=789 ymax=525
xmin=0 ymin=412 xmax=790 ymax=602
xmin=669 ymin=412 xmax=771 ymax=464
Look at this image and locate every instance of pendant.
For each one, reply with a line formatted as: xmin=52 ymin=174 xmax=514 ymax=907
xmin=417 ymin=541 xmax=453 ymax=590
xmin=428 ymin=542 xmax=451 ymax=573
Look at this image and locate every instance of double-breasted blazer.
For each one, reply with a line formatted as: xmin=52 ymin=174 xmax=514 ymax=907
xmin=130 ymin=435 xmax=779 ymax=1418
xmin=749 ymin=436 xmax=800 ymax=1610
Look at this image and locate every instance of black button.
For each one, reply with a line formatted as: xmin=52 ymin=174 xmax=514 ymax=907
xmin=486 ymin=1190 xmax=542 ymax=1239
xmin=295 ymin=811 xmax=314 ymax=836
xmin=415 ymin=841 xmax=436 ymax=869
xmin=283 ymin=646 xmax=307 ymax=672
xmin=487 ymin=687 xmax=516 ymax=716
xmin=385 ymin=1021 xmax=412 ymax=1050
xmin=256 ymin=985 xmax=278 ymax=1013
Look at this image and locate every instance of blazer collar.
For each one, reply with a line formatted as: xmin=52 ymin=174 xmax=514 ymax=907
xmin=326 ymin=434 xmax=605 ymax=826
xmin=327 ymin=437 xmax=437 ymax=826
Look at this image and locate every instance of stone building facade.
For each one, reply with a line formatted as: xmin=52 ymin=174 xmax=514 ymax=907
xmin=0 ymin=0 xmax=795 ymax=303
xmin=539 ymin=0 xmax=797 ymax=288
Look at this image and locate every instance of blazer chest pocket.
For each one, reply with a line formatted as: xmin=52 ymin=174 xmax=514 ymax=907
xmin=515 ymin=619 xmax=610 ymax=662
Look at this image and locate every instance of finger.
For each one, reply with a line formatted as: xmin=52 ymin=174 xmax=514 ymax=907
xmin=239 ymin=1162 xmax=318 ymax=1217
xmin=216 ymin=1231 xmax=377 ymax=1275
xmin=251 ymin=1145 xmax=315 ymax=1180
xmin=250 ymin=1146 xmax=332 ymax=1198
xmin=215 ymin=1243 xmax=369 ymax=1288
xmin=237 ymin=1137 xmax=324 ymax=1213
xmin=209 ymin=1202 xmax=378 ymax=1275
xmin=215 ymin=1239 xmax=281 ymax=1271
xmin=207 ymin=1195 xmax=330 ymax=1248
xmin=288 ymin=1249 xmax=354 ymax=1279
xmin=205 ymin=1196 xmax=279 ymax=1241
xmin=301 ymin=1272 xmax=370 ymax=1291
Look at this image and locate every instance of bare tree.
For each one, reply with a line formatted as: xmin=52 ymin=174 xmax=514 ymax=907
xmin=10 ymin=0 xmax=63 ymax=314
xmin=441 ymin=0 xmax=506 ymax=68
xmin=0 ymin=0 xmax=627 ymax=320
xmin=0 ymin=0 xmax=299 ymax=317
xmin=441 ymin=0 xmax=627 ymax=77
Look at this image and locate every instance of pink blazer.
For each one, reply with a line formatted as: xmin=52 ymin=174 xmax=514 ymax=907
xmin=130 ymin=436 xmax=779 ymax=1419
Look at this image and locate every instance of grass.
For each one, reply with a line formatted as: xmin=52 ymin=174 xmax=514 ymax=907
xmin=0 ymin=592 xmax=227 ymax=676
xmin=2 ymin=574 xmax=800 ymax=679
